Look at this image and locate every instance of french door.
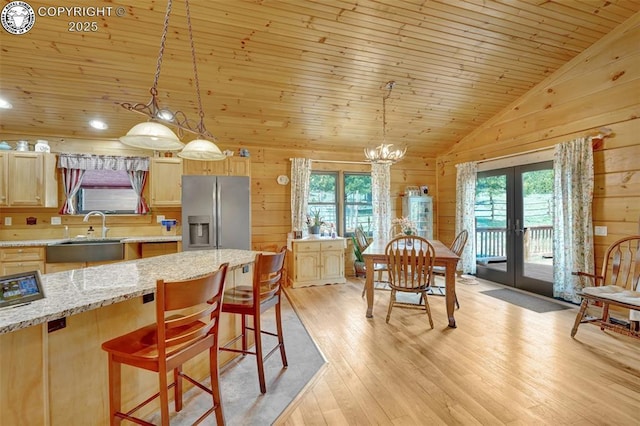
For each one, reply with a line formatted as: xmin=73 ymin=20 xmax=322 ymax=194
xmin=474 ymin=161 xmax=554 ymax=296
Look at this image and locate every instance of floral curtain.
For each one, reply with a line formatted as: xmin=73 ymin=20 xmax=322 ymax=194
xmin=58 ymin=168 xmax=85 ymax=215
xmin=290 ymin=158 xmax=311 ymax=233
xmin=57 ymin=154 xmax=150 ymax=215
xmin=371 ymin=162 xmax=391 ymax=241
xmin=455 ymin=161 xmax=478 ymax=274
xmin=58 ymin=153 xmax=149 ymax=171
xmin=127 ymin=170 xmax=150 ymax=214
xmin=552 ymin=137 xmax=594 ymax=303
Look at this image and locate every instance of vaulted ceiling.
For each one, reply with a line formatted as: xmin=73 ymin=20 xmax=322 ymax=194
xmin=1 ymin=0 xmax=638 ymax=157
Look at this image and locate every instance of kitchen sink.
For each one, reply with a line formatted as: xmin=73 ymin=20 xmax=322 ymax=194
xmin=46 ymin=239 xmax=124 ymax=263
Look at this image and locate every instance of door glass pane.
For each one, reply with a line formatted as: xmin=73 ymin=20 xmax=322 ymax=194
xmin=521 ymin=168 xmax=554 ymax=281
xmin=475 ymin=174 xmax=508 ymax=272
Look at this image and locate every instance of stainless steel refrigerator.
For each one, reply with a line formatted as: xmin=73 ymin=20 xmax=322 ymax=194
xmin=181 ymin=175 xmax=251 ymax=251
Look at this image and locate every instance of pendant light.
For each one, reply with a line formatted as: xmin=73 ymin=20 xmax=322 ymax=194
xmin=364 ymin=81 xmax=407 ymax=164
xmin=119 ymin=0 xmax=224 ymax=160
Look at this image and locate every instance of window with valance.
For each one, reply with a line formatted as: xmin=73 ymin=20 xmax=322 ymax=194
xmin=57 ymin=153 xmax=150 ymax=215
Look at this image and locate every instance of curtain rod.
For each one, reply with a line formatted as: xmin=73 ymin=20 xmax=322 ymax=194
xmin=289 ymin=158 xmax=371 ymax=165
xmin=472 ymin=126 xmax=614 ymax=165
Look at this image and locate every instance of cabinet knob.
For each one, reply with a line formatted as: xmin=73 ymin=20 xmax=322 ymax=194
xmin=35 ymin=196 xmax=41 ymax=200
xmin=18 ymin=249 xmax=24 ymax=253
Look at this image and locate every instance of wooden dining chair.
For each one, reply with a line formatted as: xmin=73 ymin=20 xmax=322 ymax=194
xmin=385 ymin=235 xmax=436 ymax=328
xmin=101 ymin=263 xmax=229 ymax=426
xmin=428 ymin=229 xmax=468 ymax=309
xmin=571 ymin=235 xmax=640 ymax=339
xmin=220 ymin=247 xmax=288 ymax=394
xmin=355 ymin=226 xmax=390 ymax=296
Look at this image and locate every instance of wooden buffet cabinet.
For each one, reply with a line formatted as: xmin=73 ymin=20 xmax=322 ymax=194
xmin=288 ymin=237 xmax=347 ymax=288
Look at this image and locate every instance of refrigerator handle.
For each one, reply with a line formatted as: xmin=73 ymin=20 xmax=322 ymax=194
xmin=216 ymin=182 xmax=222 ymax=248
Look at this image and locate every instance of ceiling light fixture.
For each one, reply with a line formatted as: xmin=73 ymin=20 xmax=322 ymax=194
xmin=119 ymin=0 xmax=225 ymax=160
xmin=364 ymin=81 xmax=407 ymax=164
xmin=89 ymin=119 xmax=108 ymax=130
xmin=0 ymin=98 xmax=13 ymax=109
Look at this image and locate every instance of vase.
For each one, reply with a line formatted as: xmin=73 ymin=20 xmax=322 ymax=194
xmin=309 ymin=225 xmax=320 ymax=237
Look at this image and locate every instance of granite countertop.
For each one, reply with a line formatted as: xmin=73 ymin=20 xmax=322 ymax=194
xmin=0 ymin=248 xmax=257 ymax=334
xmin=0 ymin=235 xmax=182 ymax=247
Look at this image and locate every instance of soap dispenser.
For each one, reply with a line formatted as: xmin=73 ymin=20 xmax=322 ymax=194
xmin=87 ymin=226 xmax=95 ymax=239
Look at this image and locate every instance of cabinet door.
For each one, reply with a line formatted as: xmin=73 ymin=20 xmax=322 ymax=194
xmin=149 ymin=157 xmax=183 ymax=206
xmin=227 ymin=157 xmax=251 ymax=177
xmin=8 ymin=152 xmax=43 ymax=206
xmin=403 ymin=196 xmax=433 ymax=239
xmin=294 ymin=251 xmax=321 ymax=282
xmin=208 ymin=160 xmax=227 ymax=175
xmin=0 ymin=152 xmax=7 ymax=206
xmin=182 ymin=159 xmax=210 ymax=175
xmin=321 ymin=250 xmax=344 ymax=280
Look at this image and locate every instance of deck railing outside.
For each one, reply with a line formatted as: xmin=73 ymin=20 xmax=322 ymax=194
xmin=476 ymin=225 xmax=553 ymax=260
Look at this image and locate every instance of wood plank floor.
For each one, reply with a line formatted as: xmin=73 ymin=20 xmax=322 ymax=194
xmin=276 ymin=277 xmax=640 ymax=425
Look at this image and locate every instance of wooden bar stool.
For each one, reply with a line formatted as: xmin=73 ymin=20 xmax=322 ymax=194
xmin=101 ymin=263 xmax=229 ymax=426
xmin=221 ymin=248 xmax=287 ymax=394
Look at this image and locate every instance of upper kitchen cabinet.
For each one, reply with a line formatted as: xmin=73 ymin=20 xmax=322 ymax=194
xmin=4 ymin=152 xmax=57 ymax=208
xmin=182 ymin=156 xmax=250 ymax=177
xmin=149 ymin=157 xmax=183 ymax=207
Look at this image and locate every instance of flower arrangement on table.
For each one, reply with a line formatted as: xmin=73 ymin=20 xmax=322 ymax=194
xmin=392 ymin=216 xmax=418 ymax=236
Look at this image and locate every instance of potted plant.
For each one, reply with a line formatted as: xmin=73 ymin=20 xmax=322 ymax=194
xmin=352 ymin=235 xmax=366 ymax=277
xmin=306 ymin=208 xmax=324 ymax=236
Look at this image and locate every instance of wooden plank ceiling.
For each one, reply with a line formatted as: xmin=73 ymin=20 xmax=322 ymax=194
xmin=0 ymin=0 xmax=638 ymax=157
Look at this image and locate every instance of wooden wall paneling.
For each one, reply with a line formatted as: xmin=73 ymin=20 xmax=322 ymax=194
xmin=435 ymin=15 xmax=640 ymax=273
xmin=0 ymin=325 xmax=46 ymax=425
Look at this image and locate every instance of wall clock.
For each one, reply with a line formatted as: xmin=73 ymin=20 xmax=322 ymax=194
xmin=277 ymin=175 xmax=289 ymax=185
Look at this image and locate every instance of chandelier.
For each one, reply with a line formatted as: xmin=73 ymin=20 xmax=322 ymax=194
xmin=364 ymin=81 xmax=407 ymax=164
xmin=119 ymin=0 xmax=225 ymax=161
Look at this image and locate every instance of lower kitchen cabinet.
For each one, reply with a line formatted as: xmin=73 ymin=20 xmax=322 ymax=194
xmin=288 ymin=238 xmax=346 ymax=288
xmin=0 ymin=247 xmax=45 ymax=275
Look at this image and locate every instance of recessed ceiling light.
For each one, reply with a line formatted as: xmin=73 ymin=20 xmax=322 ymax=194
xmin=89 ymin=120 xmax=108 ymax=130
xmin=0 ymin=98 xmax=13 ymax=109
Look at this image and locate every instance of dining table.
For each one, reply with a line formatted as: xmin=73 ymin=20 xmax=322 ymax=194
xmin=362 ymin=238 xmax=461 ymax=327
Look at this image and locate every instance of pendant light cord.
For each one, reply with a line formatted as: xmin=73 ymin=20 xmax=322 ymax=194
xmin=185 ymin=0 xmax=212 ymax=139
xmin=151 ymin=0 xmax=172 ymax=97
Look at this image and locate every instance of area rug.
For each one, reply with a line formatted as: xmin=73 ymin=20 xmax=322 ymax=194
xmin=481 ymin=288 xmax=572 ymax=313
xmin=149 ymin=295 xmax=326 ymax=425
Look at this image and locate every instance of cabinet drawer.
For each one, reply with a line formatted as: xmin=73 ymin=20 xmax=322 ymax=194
xmin=320 ymin=241 xmax=344 ymax=251
xmin=0 ymin=247 xmax=45 ymax=262
xmin=293 ymin=242 xmax=318 ymax=253
xmin=1 ymin=260 xmax=45 ymax=275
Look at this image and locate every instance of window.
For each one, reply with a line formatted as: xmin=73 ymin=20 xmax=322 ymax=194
xmin=77 ymin=170 xmax=137 ymax=213
xmin=308 ymin=172 xmax=372 ymax=236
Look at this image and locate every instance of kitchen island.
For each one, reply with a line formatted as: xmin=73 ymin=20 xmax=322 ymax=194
xmin=0 ymin=249 xmax=257 ymax=425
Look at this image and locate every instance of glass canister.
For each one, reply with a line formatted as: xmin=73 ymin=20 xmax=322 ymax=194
xmin=16 ymin=140 xmax=29 ymax=151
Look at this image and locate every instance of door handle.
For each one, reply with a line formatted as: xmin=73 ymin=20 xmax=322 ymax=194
xmin=514 ymin=219 xmax=524 ymax=235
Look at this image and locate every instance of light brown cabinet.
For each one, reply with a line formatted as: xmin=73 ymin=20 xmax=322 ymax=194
xmin=149 ymin=157 xmax=183 ymax=207
xmin=288 ymin=238 xmax=346 ymax=288
xmin=0 ymin=247 xmax=45 ymax=275
xmin=182 ymin=156 xmax=250 ymax=177
xmin=2 ymin=152 xmax=57 ymax=208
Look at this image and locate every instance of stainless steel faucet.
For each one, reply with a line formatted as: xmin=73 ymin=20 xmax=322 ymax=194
xmin=83 ymin=211 xmax=109 ymax=238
